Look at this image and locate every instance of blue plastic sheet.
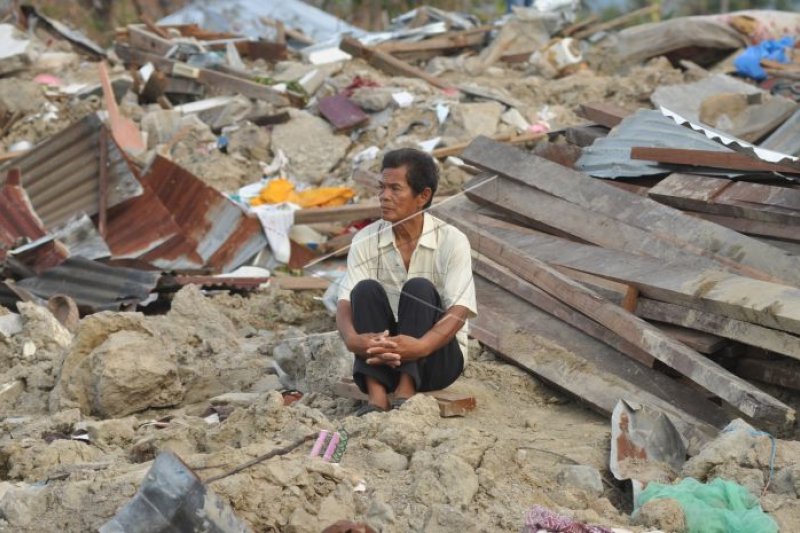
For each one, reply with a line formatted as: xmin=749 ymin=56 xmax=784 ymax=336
xmin=734 ymin=36 xmax=795 ymax=81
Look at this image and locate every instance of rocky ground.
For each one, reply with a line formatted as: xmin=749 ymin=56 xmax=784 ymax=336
xmin=1 ymin=284 xmax=799 ymax=532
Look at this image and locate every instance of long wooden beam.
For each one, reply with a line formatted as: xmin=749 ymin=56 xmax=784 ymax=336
xmin=436 ymin=205 xmax=794 ymax=428
xmin=473 ymin=276 xmax=727 ymax=453
xmin=474 ymin=256 xmax=656 ymax=367
xmin=460 ymin=136 xmax=800 ymax=287
xmin=631 ymin=147 xmax=800 ymax=174
xmin=339 ymin=37 xmax=452 ymax=91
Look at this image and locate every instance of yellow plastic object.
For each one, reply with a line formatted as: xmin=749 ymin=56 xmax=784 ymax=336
xmin=251 ymin=178 xmax=355 ymax=208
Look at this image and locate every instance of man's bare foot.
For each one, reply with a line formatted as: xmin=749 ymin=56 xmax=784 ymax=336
xmin=365 ymin=376 xmax=390 ymax=410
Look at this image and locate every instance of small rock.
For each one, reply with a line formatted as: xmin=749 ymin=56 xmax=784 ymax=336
xmin=557 ymin=465 xmax=604 ymax=497
xmin=209 ymin=392 xmax=261 ymax=407
xmin=0 ymin=380 xmax=23 ymax=410
xmin=0 ymin=483 xmax=48 ymax=528
xmin=350 ymin=87 xmax=393 ymax=112
xmin=83 ymin=417 xmax=136 ymax=447
xmin=773 ymin=465 xmax=800 ymax=496
xmin=0 ymin=313 xmax=22 ymax=339
xmin=226 ymin=120 xmax=271 ymax=161
xmin=272 ymin=331 xmax=353 ymax=395
xmin=367 ymin=498 xmax=395 ymax=530
xmin=366 ymin=449 xmax=408 ymax=472
xmin=633 ymin=497 xmax=687 ymax=532
xmin=249 ymin=374 xmax=283 ymax=393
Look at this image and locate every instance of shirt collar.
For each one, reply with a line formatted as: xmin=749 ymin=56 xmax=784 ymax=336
xmin=377 ymin=213 xmax=438 ymax=250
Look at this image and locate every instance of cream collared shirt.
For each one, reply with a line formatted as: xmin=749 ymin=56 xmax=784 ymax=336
xmin=338 ymin=213 xmax=478 ymax=361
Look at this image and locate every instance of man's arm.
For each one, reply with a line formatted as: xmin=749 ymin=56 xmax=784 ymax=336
xmin=336 ymin=299 xmax=398 ymax=366
xmin=365 ymin=304 xmax=469 ymax=363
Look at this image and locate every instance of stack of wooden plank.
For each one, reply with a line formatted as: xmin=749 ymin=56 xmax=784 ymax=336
xmin=432 ymin=136 xmax=800 ymax=450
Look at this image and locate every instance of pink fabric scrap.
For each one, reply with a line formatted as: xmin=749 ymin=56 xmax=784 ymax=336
xmin=522 ymin=505 xmax=615 ymax=533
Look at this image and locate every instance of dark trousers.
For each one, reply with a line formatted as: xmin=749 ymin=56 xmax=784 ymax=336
xmin=350 ymin=278 xmax=464 ymax=394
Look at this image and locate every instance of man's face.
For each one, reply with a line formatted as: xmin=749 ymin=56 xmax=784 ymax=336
xmin=378 ymin=166 xmax=429 ymax=223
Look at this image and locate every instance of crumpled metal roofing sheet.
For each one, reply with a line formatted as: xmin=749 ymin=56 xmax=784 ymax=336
xmin=139 ymin=156 xmax=267 ymax=273
xmin=14 ymin=256 xmax=161 ymax=312
xmin=575 ymin=109 xmax=737 ymax=179
xmin=159 ymin=0 xmax=366 ymax=43
xmin=104 ymin=185 xmax=184 ymax=259
xmin=0 ymin=113 xmax=143 ymax=229
xmin=0 ymin=168 xmax=46 ymax=251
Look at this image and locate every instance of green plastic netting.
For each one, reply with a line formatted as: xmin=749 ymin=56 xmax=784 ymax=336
xmin=635 ymin=477 xmax=778 ymax=533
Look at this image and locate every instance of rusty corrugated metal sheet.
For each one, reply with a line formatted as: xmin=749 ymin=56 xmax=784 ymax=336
xmin=139 ymin=156 xmax=267 ymax=273
xmin=575 ymin=109 xmax=739 ymax=179
xmin=13 ymin=256 xmax=160 ymax=312
xmin=104 ymin=185 xmax=185 ymax=259
xmin=0 ymin=113 xmax=143 ymax=230
xmin=0 ymin=168 xmax=47 ymax=250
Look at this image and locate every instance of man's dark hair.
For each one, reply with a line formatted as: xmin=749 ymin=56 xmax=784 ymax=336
xmin=381 ymin=148 xmax=439 ymax=209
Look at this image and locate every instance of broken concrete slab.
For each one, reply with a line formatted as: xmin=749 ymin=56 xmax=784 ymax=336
xmin=272 ymin=110 xmax=351 ymax=184
xmin=226 ymin=120 xmax=271 ymax=162
xmin=0 ymin=25 xmax=36 ymax=76
xmin=442 ymin=102 xmax=504 ymax=143
xmin=556 ymin=465 xmax=604 ymax=497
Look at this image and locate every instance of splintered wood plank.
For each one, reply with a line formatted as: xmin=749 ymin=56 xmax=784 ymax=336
xmin=631 ymin=147 xmax=800 ymax=174
xmin=439 ymin=203 xmax=800 ymax=339
xmin=460 ymin=136 xmax=800 ymax=287
xmin=650 ymin=173 xmax=800 ymax=226
xmin=466 ymin=174 xmax=724 ymax=272
xmin=648 ymin=322 xmax=728 ymax=354
xmin=635 ymin=298 xmax=800 ymax=361
xmin=474 ymin=256 xmax=656 ymax=366
xmin=333 ymin=378 xmax=475 ymax=417
xmin=472 ymin=277 xmax=727 ymax=453
xmin=433 ymin=201 xmax=795 ymax=429
xmin=736 ymin=358 xmax=800 ymax=392
xmin=577 ymin=102 xmax=634 ymax=128
xmin=687 ymin=212 xmax=800 ymax=242
xmin=339 ymin=37 xmax=452 ymax=91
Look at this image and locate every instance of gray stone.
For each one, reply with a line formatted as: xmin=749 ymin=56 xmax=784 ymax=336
xmin=350 ymin=87 xmax=393 ymax=112
xmin=0 ymin=380 xmax=23 ymax=411
xmin=272 ymin=331 xmax=353 ymax=395
xmin=773 ymin=465 xmax=800 ymax=497
xmin=248 ymin=374 xmax=283 ymax=393
xmin=0 ymin=313 xmax=22 ymax=339
xmin=557 ymin=465 xmax=604 ymax=496
xmin=90 ymin=330 xmax=184 ymax=418
xmin=367 ymin=498 xmax=395 ymax=530
xmin=227 ymin=121 xmax=271 ymax=162
xmin=0 ymin=483 xmax=48 ymax=528
xmin=366 ymin=448 xmax=408 ymax=472
xmin=272 ymin=110 xmax=350 ymax=184
xmin=443 ymin=102 xmax=503 ymax=141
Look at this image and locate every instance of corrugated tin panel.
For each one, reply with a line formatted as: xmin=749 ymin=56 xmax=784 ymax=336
xmin=575 ymin=109 xmax=737 ymax=179
xmin=14 ymin=256 xmax=160 ymax=312
xmin=104 ymin=185 xmax=184 ymax=259
xmin=0 ymin=113 xmax=143 ymax=229
xmin=140 ymin=156 xmax=267 ymax=273
xmin=0 ymin=168 xmax=47 ymax=249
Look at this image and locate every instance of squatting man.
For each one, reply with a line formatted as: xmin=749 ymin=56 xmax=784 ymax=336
xmin=336 ymin=148 xmax=477 ymax=415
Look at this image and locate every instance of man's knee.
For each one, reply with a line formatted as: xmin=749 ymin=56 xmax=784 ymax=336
xmin=351 ymin=279 xmax=386 ymax=302
xmin=401 ymin=277 xmax=438 ymax=301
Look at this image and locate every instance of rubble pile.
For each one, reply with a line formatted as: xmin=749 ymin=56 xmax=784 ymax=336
xmin=0 ymin=1 xmax=798 ymax=531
